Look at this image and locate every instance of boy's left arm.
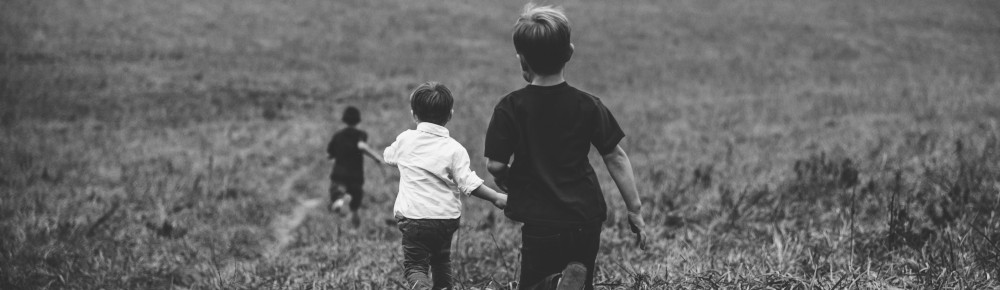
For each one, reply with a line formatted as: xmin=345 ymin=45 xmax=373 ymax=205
xmin=470 ymin=184 xmax=507 ymax=210
xmin=602 ymin=144 xmax=647 ymax=250
xmin=453 ymin=148 xmax=506 ymax=209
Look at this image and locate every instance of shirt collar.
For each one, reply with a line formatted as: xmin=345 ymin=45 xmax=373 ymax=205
xmin=416 ymin=122 xmax=450 ymax=137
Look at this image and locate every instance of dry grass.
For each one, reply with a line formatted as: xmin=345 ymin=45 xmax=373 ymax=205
xmin=1 ymin=0 xmax=999 ymax=289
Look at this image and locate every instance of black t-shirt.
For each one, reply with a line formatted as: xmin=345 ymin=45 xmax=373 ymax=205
xmin=485 ymin=82 xmax=625 ymax=227
xmin=327 ymin=127 xmax=368 ymax=182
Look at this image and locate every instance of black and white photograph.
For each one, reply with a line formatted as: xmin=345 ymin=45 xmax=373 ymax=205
xmin=1 ymin=0 xmax=998 ymax=289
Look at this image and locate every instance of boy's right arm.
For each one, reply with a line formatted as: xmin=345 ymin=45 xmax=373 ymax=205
xmin=382 ymin=135 xmax=402 ymax=166
xmin=485 ymin=101 xmax=515 ymax=193
xmin=602 ymin=144 xmax=647 ymax=250
xmin=486 ymin=160 xmax=509 ymax=192
xmin=326 ymin=136 xmax=336 ymax=160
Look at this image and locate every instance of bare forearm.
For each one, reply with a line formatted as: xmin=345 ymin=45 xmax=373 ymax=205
xmin=603 ymin=146 xmax=642 ymax=213
xmin=603 ymin=146 xmax=648 ymax=250
xmin=363 ymin=147 xmax=384 ymax=163
xmin=358 ymin=141 xmax=384 ymax=163
xmin=470 ymin=184 xmax=506 ymax=208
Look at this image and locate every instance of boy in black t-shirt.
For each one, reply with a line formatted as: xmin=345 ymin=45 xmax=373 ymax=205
xmin=328 ymin=106 xmax=384 ymax=227
xmin=485 ymin=4 xmax=648 ymax=290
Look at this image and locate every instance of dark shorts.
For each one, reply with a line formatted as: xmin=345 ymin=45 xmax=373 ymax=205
xmin=518 ymin=222 xmax=602 ymax=290
xmin=329 ymin=177 xmax=364 ymax=211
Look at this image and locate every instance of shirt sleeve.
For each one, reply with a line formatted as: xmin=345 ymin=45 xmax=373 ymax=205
xmin=451 ymin=145 xmax=484 ymax=196
xmin=484 ymin=101 xmax=516 ymax=162
xmin=382 ymin=132 xmax=403 ymax=166
xmin=591 ymin=99 xmax=626 ymax=155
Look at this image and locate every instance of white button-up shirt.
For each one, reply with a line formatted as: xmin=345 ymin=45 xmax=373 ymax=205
xmin=384 ymin=122 xmax=485 ymax=219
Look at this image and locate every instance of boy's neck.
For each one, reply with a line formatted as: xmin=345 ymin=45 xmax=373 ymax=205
xmin=530 ymin=73 xmax=566 ymax=87
xmin=418 ymin=121 xmax=448 ymax=127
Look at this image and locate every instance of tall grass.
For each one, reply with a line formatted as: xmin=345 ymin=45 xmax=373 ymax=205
xmin=2 ymin=0 xmax=998 ymax=288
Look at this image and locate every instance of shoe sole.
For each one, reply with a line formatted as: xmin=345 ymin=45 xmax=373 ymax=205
xmin=330 ymin=199 xmax=347 ymax=216
xmin=556 ymin=262 xmax=587 ymax=290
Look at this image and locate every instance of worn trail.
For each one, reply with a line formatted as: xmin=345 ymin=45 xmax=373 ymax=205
xmin=212 ymin=161 xmax=329 ymax=284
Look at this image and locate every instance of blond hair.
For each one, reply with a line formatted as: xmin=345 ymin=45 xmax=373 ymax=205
xmin=512 ymin=4 xmax=572 ymax=75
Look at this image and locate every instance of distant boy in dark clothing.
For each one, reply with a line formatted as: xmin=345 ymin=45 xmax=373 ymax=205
xmin=485 ymin=4 xmax=648 ymax=290
xmin=328 ymin=106 xmax=384 ymax=227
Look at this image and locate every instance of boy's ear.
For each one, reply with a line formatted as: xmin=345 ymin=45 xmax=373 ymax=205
xmin=566 ymin=43 xmax=574 ymax=62
xmin=517 ymin=54 xmax=534 ymax=83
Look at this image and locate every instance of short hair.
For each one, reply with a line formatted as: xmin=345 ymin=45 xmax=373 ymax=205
xmin=410 ymin=82 xmax=453 ymax=125
xmin=342 ymin=106 xmax=361 ymax=125
xmin=512 ymin=4 xmax=572 ymax=76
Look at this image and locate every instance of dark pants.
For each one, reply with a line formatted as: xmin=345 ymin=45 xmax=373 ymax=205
xmin=397 ymin=218 xmax=460 ymax=290
xmin=329 ymin=178 xmax=363 ymax=211
xmin=518 ymin=223 xmax=602 ymax=290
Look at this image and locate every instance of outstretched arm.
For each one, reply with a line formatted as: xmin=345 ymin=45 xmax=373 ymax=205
xmin=448 ymin=147 xmax=506 ymax=209
xmin=358 ymin=141 xmax=384 ymax=164
xmin=470 ymin=184 xmax=507 ymax=210
xmin=602 ymin=144 xmax=647 ymax=250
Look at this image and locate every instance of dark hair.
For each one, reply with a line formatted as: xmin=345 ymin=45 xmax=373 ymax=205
xmin=512 ymin=4 xmax=572 ymax=76
xmin=410 ymin=82 xmax=453 ymax=125
xmin=342 ymin=106 xmax=361 ymax=125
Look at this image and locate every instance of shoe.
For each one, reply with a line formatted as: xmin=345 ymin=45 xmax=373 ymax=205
xmin=330 ymin=198 xmax=346 ymax=215
xmin=556 ymin=262 xmax=586 ymax=290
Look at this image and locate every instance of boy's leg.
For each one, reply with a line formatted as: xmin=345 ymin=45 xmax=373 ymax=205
xmin=518 ymin=224 xmax=568 ymax=290
xmin=570 ymin=224 xmax=602 ymax=290
xmin=328 ymin=179 xmax=347 ymax=214
xmin=518 ymin=223 xmax=603 ymax=290
xmin=329 ymin=179 xmax=345 ymax=202
xmin=346 ymin=181 xmax=364 ymax=211
xmin=346 ymin=181 xmax=364 ymax=227
xmin=398 ymin=218 xmax=433 ymax=290
xmin=430 ymin=219 xmax=460 ymax=289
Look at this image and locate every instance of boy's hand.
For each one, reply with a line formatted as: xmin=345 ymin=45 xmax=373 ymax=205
xmin=493 ymin=194 xmax=507 ymax=210
xmin=627 ymin=211 xmax=647 ymax=250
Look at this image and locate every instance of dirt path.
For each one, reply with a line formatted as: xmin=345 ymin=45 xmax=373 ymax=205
xmin=266 ymin=161 xmax=327 ymax=257
xmin=212 ymin=161 xmax=328 ymax=284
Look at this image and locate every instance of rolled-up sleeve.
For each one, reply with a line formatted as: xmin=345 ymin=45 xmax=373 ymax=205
xmin=451 ymin=146 xmax=484 ymax=196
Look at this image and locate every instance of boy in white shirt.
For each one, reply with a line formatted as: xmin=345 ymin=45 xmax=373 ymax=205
xmin=383 ymin=82 xmax=507 ymax=290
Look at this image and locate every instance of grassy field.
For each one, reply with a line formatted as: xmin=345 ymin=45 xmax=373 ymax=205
xmin=2 ymin=0 xmax=999 ymax=288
